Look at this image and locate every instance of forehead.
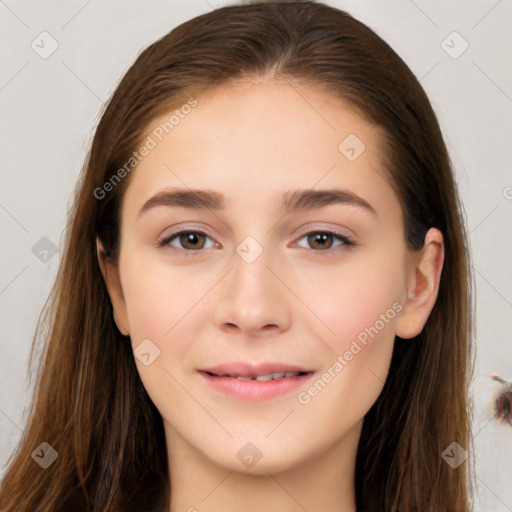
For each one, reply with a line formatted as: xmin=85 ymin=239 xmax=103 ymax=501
xmin=122 ymin=79 xmax=400 ymax=223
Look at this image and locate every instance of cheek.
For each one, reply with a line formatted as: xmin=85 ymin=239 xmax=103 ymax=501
xmin=121 ymin=257 xmax=210 ymax=341
xmin=119 ymin=261 xmax=211 ymax=413
xmin=120 ymin=258 xmax=220 ymax=401
xmin=295 ymin=260 xmax=403 ymax=436
xmin=299 ymin=246 xmax=406 ymax=354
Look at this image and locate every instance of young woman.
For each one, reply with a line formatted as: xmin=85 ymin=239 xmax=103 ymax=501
xmin=0 ymin=1 xmax=475 ymax=510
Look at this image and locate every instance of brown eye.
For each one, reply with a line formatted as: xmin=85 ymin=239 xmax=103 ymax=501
xmin=307 ymin=232 xmax=334 ymax=250
xmin=296 ymin=230 xmax=354 ymax=252
xmin=178 ymin=232 xmax=207 ymax=250
xmin=159 ymin=230 xmax=215 ymax=254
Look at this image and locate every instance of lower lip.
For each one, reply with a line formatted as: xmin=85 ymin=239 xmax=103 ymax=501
xmin=198 ymin=371 xmax=315 ymax=401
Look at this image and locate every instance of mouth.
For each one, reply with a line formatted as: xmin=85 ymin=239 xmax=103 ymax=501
xmin=197 ymin=362 xmax=315 ymax=401
xmin=201 ymin=370 xmax=312 ymax=381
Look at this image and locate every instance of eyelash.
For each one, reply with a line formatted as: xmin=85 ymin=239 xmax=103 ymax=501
xmin=157 ymin=229 xmax=356 ymax=257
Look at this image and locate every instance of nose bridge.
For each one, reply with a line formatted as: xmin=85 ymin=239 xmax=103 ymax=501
xmin=212 ymin=233 xmax=291 ymax=333
xmin=231 ymin=233 xmax=279 ymax=305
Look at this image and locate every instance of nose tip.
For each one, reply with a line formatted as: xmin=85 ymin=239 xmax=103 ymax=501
xmin=213 ymin=257 xmax=291 ymax=336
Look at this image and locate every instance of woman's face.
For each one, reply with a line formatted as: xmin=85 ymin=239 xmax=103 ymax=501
xmin=101 ymin=79 xmax=439 ymax=475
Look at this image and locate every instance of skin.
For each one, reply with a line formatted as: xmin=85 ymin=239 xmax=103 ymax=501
xmin=98 ymin=78 xmax=444 ymax=512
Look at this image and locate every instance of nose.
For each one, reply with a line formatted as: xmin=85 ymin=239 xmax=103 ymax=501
xmin=212 ymin=245 xmax=292 ymax=337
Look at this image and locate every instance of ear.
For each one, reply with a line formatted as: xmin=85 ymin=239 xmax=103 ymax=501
xmin=96 ymin=238 xmax=130 ymax=336
xmin=396 ymin=228 xmax=444 ymax=339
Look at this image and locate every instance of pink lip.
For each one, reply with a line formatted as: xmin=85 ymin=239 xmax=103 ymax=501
xmin=197 ymin=361 xmax=315 ymax=401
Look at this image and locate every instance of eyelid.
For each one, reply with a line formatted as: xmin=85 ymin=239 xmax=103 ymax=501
xmin=158 ymin=223 xmax=216 ymax=242
xmin=293 ymin=224 xmax=354 ymax=241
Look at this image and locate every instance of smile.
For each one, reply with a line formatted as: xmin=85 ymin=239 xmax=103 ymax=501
xmin=198 ymin=369 xmax=315 ymax=401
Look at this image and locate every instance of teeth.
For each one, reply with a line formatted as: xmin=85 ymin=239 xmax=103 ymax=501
xmin=256 ymin=374 xmax=273 ymax=381
xmin=234 ymin=371 xmax=302 ymax=381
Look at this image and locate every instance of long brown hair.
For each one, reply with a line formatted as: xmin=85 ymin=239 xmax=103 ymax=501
xmin=0 ymin=1 xmax=475 ymax=510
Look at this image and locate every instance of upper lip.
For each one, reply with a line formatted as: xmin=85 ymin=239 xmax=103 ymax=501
xmin=198 ymin=361 xmax=314 ymax=377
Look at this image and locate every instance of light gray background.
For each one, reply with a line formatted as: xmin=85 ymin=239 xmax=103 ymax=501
xmin=1 ymin=0 xmax=511 ymax=510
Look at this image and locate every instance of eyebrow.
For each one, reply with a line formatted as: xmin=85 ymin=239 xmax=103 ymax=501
xmin=137 ymin=187 xmax=377 ymax=218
